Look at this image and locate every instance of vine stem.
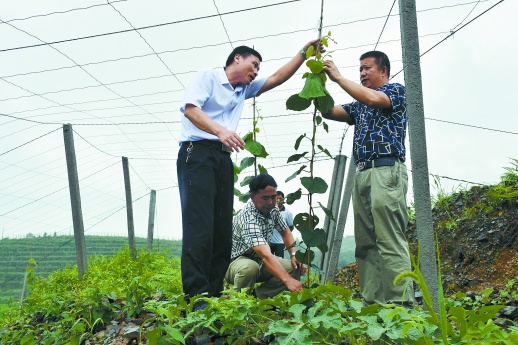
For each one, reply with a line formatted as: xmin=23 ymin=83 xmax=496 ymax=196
xmin=252 ymin=97 xmax=258 ymax=176
xmin=306 ymin=0 xmax=326 ymax=286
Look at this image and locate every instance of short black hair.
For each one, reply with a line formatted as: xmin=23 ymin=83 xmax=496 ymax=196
xmin=225 ymin=46 xmax=262 ymax=67
xmin=249 ymin=174 xmax=277 ymax=194
xmin=276 ymin=191 xmax=285 ymax=198
xmin=360 ymin=51 xmax=391 ymax=77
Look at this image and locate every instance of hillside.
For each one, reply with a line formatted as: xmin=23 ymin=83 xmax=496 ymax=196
xmin=0 ymin=235 xmax=181 ymax=304
xmin=334 ymin=170 xmax=518 ymax=297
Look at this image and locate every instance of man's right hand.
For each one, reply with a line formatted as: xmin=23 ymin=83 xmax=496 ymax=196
xmin=285 ymin=278 xmax=304 ymax=293
xmin=323 ymin=60 xmax=342 ymax=83
xmin=217 ymin=129 xmax=245 ymax=152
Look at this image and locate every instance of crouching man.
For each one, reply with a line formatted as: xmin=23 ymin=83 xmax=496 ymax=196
xmin=225 ymin=174 xmax=306 ymax=299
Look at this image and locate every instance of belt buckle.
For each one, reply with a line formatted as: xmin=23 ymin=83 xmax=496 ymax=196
xmin=357 ymin=162 xmax=365 ymax=171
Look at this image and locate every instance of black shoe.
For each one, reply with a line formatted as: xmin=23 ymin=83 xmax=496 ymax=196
xmin=193 ymin=300 xmax=208 ymax=311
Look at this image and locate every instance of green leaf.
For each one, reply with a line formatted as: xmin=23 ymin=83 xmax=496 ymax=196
xmin=316 ymin=241 xmax=328 ymax=254
xmin=242 ymin=132 xmax=253 ymax=142
xmin=71 ymin=321 xmax=85 ymax=333
xmin=286 ymin=189 xmax=302 ymax=205
xmin=285 ymin=165 xmax=306 ymax=183
xmin=306 ymin=46 xmax=314 ymax=59
xmin=322 ymin=36 xmax=329 ymax=47
xmin=301 ymin=176 xmax=328 ymax=194
xmin=299 ymin=73 xmax=327 ymax=99
xmin=314 ymin=93 xmax=335 ymax=114
xmin=233 ymin=162 xmax=240 ymax=174
xmin=319 ymin=73 xmax=327 ymax=84
xmin=258 ymin=164 xmax=268 ymax=175
xmin=240 ymin=175 xmax=255 ymax=187
xmin=294 ymin=134 xmax=306 ymax=150
xmin=315 ymin=115 xmax=322 ymax=125
xmin=238 ymin=191 xmax=250 ymax=203
xmin=286 ymin=94 xmax=312 ymax=111
xmin=160 ymin=324 xmax=186 ymax=344
xmin=295 ymin=249 xmax=315 ymax=263
xmin=301 ymin=228 xmax=327 ymax=247
xmin=287 ymin=152 xmax=308 ymax=163
xmin=323 ymin=121 xmax=329 ymax=133
xmin=244 ymin=140 xmax=268 ymax=158
xmin=146 ymin=328 xmax=161 ymax=345
xmin=317 ymin=145 xmax=333 ymax=159
xmin=318 ymin=202 xmax=335 ymax=220
xmin=234 ymin=188 xmax=242 ymax=197
xmin=239 ymin=157 xmax=255 ymax=171
xmin=294 ymin=213 xmax=319 ymax=232
xmin=306 ymin=60 xmax=323 ymax=74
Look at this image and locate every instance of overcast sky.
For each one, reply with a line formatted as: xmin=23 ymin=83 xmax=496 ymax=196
xmin=1 ymin=0 xmax=517 ymax=244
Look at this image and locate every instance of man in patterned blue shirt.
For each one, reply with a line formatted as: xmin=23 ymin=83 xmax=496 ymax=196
xmin=321 ymin=51 xmax=415 ymax=306
xmin=225 ymin=174 xmax=306 ymax=299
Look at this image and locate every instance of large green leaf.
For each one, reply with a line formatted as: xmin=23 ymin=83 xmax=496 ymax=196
xmin=285 ymin=165 xmax=306 ymax=183
xmin=238 ymin=191 xmax=250 ymax=203
xmin=314 ymin=93 xmax=335 ymax=114
xmin=295 ymin=249 xmax=315 ymax=263
xmin=301 ymin=228 xmax=327 ymax=247
xmin=285 ymin=188 xmax=302 ymax=205
xmin=287 ymin=152 xmax=307 ymax=163
xmin=299 ymin=73 xmax=327 ymax=99
xmin=286 ymin=94 xmax=312 ymax=111
xmin=244 ymin=140 xmax=268 ymax=158
xmin=301 ymin=176 xmax=328 ymax=194
xmin=240 ymin=175 xmax=255 ymax=187
xmin=316 ymin=241 xmax=329 ymax=254
xmin=293 ymin=213 xmax=320 ymax=232
xmin=306 ymin=60 xmax=323 ymax=74
xmin=239 ymin=157 xmax=255 ymax=171
xmin=315 ymin=91 xmax=335 ymax=114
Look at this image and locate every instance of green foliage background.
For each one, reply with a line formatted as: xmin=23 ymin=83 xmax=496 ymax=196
xmin=0 ymin=235 xmax=181 ymax=304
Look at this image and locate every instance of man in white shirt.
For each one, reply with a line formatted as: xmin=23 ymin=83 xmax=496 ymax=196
xmin=269 ymin=191 xmax=294 ymax=258
xmin=178 ymin=40 xmax=322 ymax=310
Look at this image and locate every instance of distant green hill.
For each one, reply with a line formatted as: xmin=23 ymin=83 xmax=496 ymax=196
xmin=338 ymin=235 xmax=356 ymax=267
xmin=0 ymin=235 xmax=181 ymax=304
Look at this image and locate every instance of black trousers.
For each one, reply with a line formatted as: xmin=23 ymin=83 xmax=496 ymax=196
xmin=269 ymin=243 xmax=285 ymax=258
xmin=177 ymin=140 xmax=234 ymax=298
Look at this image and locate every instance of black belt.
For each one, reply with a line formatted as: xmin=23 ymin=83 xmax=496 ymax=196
xmin=357 ymin=157 xmax=398 ymax=171
xmin=186 ymin=139 xmax=230 ymax=153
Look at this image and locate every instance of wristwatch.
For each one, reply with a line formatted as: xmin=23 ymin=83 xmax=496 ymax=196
xmin=300 ymin=48 xmax=306 ymax=60
xmin=290 ymin=252 xmax=296 ymax=258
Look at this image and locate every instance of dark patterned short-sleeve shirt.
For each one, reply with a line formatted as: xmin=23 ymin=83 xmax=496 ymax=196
xmin=230 ymin=201 xmax=288 ymax=265
xmin=342 ymin=83 xmax=407 ymax=165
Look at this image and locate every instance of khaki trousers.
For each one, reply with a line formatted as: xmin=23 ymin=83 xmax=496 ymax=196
xmin=353 ymin=161 xmax=415 ymax=305
xmin=225 ymin=256 xmax=296 ymax=299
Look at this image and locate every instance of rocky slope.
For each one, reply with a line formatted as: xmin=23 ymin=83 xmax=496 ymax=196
xmin=334 ymin=184 xmax=518 ymax=297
